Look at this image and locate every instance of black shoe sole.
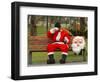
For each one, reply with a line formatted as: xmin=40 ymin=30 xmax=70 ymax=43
xmin=59 ymin=59 xmax=66 ymax=64
xmin=47 ymin=59 xmax=55 ymax=64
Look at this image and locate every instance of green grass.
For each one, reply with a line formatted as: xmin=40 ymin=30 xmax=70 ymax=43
xmin=37 ymin=26 xmax=47 ymax=36
xmin=32 ymin=51 xmax=87 ymax=65
xmin=28 ymin=25 xmax=47 ymax=36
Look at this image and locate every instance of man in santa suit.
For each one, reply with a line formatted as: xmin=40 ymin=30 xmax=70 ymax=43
xmin=47 ymin=22 xmax=71 ymax=64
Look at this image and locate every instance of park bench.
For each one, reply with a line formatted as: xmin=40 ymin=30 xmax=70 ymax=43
xmin=28 ymin=36 xmax=52 ymax=52
xmin=28 ymin=36 xmax=86 ymax=64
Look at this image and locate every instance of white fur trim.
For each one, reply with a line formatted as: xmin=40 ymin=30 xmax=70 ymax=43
xmin=52 ymin=42 xmax=64 ymax=44
xmin=61 ymin=52 xmax=68 ymax=55
xmin=48 ymin=52 xmax=54 ymax=55
xmin=56 ymin=32 xmax=61 ymax=41
xmin=50 ymin=27 xmax=59 ymax=34
xmin=50 ymin=29 xmax=55 ymax=34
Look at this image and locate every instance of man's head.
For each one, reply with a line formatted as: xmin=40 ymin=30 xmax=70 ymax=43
xmin=54 ymin=22 xmax=61 ymax=29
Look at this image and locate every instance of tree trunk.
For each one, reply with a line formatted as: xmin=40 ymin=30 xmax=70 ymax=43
xmin=46 ymin=16 xmax=48 ymax=31
xmin=30 ymin=16 xmax=37 ymax=36
xmin=80 ymin=18 xmax=86 ymax=36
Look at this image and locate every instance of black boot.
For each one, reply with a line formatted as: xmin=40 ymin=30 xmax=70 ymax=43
xmin=79 ymin=49 xmax=82 ymax=55
xmin=47 ymin=54 xmax=55 ymax=64
xmin=60 ymin=54 xmax=67 ymax=64
xmin=79 ymin=49 xmax=85 ymax=55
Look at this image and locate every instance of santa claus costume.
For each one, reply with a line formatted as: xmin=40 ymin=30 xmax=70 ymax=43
xmin=47 ymin=22 xmax=71 ymax=64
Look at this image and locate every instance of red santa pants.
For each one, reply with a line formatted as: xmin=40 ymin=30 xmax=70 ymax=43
xmin=47 ymin=43 xmax=69 ymax=55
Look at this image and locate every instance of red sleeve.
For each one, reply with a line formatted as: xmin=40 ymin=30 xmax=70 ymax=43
xmin=47 ymin=31 xmax=53 ymax=39
xmin=65 ymin=31 xmax=71 ymax=44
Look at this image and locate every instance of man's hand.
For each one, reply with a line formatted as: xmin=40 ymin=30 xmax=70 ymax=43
xmin=50 ymin=27 xmax=59 ymax=34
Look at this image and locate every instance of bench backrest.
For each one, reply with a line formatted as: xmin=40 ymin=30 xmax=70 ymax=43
xmin=28 ymin=36 xmax=53 ymax=51
xmin=28 ymin=36 xmax=72 ymax=52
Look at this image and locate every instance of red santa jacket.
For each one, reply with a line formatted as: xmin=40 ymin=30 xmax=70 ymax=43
xmin=47 ymin=28 xmax=71 ymax=44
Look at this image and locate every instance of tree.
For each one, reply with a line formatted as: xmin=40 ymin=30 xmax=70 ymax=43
xmin=80 ymin=17 xmax=87 ymax=36
xmin=30 ymin=16 xmax=37 ymax=36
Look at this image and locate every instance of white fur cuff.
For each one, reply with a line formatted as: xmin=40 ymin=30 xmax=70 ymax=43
xmin=50 ymin=27 xmax=59 ymax=34
xmin=48 ymin=52 xmax=54 ymax=55
xmin=61 ymin=52 xmax=68 ymax=55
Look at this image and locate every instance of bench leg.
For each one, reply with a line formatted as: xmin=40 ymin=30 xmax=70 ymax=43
xmin=28 ymin=51 xmax=32 ymax=65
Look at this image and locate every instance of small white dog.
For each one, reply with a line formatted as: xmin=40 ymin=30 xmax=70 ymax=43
xmin=71 ymin=36 xmax=86 ymax=55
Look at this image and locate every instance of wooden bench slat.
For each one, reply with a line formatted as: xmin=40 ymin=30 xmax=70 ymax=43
xmin=28 ymin=36 xmax=71 ymax=51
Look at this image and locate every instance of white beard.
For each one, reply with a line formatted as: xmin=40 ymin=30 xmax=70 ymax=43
xmin=72 ymin=44 xmax=82 ymax=54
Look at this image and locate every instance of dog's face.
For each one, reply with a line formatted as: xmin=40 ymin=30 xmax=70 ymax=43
xmin=71 ymin=36 xmax=85 ymax=54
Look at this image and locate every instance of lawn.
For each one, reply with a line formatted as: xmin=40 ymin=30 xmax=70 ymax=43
xmin=31 ymin=51 xmax=87 ymax=65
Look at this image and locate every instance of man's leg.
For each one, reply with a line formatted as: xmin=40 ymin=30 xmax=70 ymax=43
xmin=60 ymin=52 xmax=68 ymax=64
xmin=59 ymin=44 xmax=69 ymax=64
xmin=47 ymin=44 xmax=56 ymax=64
